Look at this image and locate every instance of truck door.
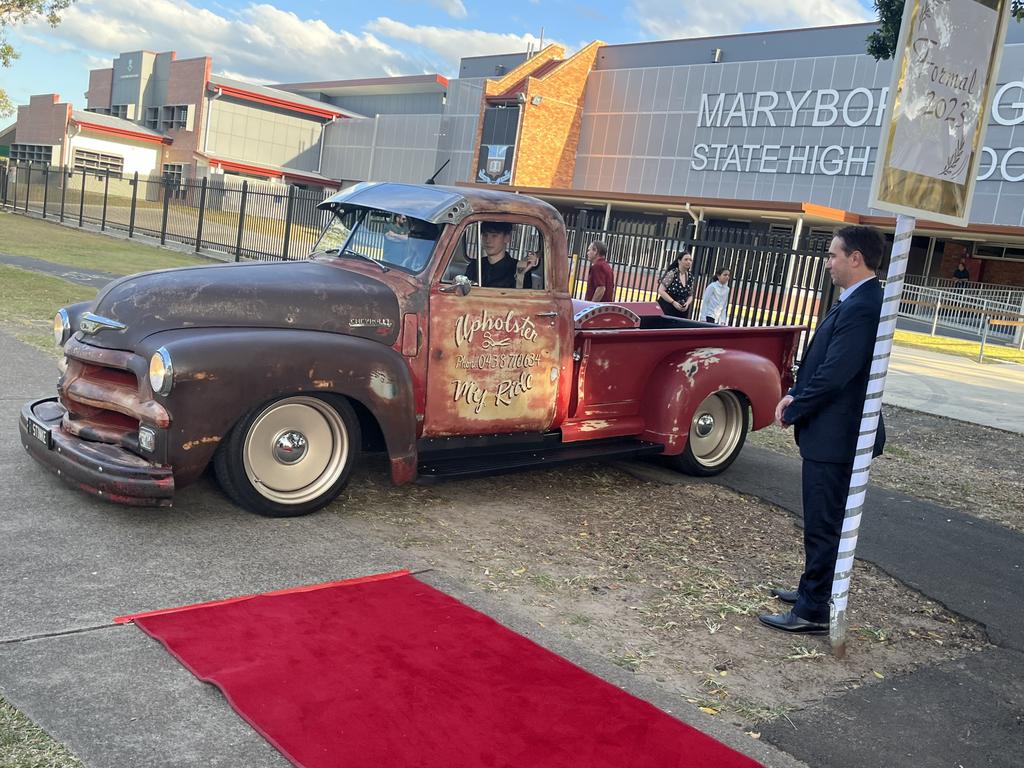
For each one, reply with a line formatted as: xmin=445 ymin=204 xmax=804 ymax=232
xmin=422 ymin=220 xmax=563 ymax=437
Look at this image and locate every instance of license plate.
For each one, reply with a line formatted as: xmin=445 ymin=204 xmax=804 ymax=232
xmin=27 ymin=416 xmax=52 ymax=449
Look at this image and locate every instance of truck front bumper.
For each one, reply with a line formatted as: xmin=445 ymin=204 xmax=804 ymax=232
xmin=19 ymin=398 xmax=175 ymax=507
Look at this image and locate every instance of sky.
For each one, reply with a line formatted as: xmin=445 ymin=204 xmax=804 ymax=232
xmin=2 ymin=0 xmax=876 ymax=115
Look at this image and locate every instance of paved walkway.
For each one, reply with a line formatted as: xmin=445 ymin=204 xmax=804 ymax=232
xmin=886 ymin=345 xmax=1024 ymax=432
xmin=0 ymin=252 xmax=121 ymax=288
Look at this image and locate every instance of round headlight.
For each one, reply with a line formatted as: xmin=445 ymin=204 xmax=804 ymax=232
xmin=149 ymin=347 xmax=174 ymax=396
xmin=53 ymin=309 xmax=71 ymax=347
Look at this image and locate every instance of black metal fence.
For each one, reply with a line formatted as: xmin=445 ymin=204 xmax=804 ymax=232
xmin=565 ymin=215 xmax=834 ymax=358
xmin=2 ymin=161 xmax=834 ymax=358
xmin=0 ymin=162 xmax=332 ymax=261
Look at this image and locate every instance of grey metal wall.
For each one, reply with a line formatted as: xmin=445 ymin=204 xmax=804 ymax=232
xmin=320 ymin=78 xmax=483 ymax=186
xmin=433 ymin=78 xmax=484 ymax=185
xmin=206 ymin=97 xmax=322 ymax=171
xmin=321 ymin=114 xmax=441 ymax=183
xmin=459 ymin=53 xmax=529 ymax=79
xmin=594 ymin=24 xmax=880 ymax=69
xmin=574 ymin=42 xmax=1024 ymax=227
xmin=325 ymin=92 xmax=444 ymax=116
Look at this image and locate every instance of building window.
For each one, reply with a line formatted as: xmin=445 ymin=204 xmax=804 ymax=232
xmin=162 ymin=163 xmax=186 ymax=199
xmin=975 ymin=244 xmax=1024 ymax=263
xmin=110 ymin=104 xmax=129 ymax=119
xmin=72 ymin=148 xmax=124 ymax=178
xmin=10 ymin=144 xmax=54 ymax=164
xmin=144 ymin=106 xmax=161 ymax=130
xmin=160 ymin=105 xmax=191 ymax=131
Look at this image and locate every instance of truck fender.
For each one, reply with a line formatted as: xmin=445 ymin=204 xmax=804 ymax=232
xmin=640 ymin=346 xmax=782 ymax=455
xmin=146 ymin=328 xmax=417 ymax=487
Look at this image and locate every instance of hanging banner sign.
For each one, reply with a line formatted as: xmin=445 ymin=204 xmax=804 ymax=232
xmin=869 ymin=0 xmax=1011 ymax=226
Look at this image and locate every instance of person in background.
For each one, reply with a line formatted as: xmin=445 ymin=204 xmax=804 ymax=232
xmin=701 ymin=266 xmax=731 ymax=324
xmin=585 ymin=240 xmax=616 ymax=302
xmin=385 ymin=214 xmax=410 ymax=240
xmin=953 ymin=259 xmax=971 ymax=287
xmin=657 ymin=251 xmax=694 ymax=318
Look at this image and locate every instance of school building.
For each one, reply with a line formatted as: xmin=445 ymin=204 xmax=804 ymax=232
xmin=4 ymin=22 xmax=1024 ymax=285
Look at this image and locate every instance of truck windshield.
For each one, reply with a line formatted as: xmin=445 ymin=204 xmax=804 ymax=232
xmin=315 ymin=208 xmax=441 ymax=274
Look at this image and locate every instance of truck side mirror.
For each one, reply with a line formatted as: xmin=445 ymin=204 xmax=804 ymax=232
xmin=440 ymin=274 xmax=472 ymax=296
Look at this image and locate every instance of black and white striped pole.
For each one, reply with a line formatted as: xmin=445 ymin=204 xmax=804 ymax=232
xmin=829 ymin=213 xmax=915 ymax=657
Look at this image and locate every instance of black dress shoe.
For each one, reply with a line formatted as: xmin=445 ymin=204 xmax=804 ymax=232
xmin=758 ymin=610 xmax=829 ymax=635
xmin=771 ymin=588 xmax=799 ymax=605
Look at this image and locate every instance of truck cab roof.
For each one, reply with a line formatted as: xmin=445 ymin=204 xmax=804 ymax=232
xmin=318 ymin=182 xmax=562 ymax=227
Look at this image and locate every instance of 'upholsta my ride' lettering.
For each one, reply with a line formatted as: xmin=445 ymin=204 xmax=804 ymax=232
xmin=454 ymin=310 xmax=539 ymax=348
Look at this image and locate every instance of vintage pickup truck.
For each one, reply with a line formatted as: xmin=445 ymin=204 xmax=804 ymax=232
xmin=20 ymin=183 xmax=801 ymax=517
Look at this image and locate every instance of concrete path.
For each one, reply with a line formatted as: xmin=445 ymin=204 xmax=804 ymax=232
xmin=0 ymin=332 xmax=795 ymax=768
xmin=0 ymin=252 xmax=121 ymax=289
xmin=885 ymin=345 xmax=1024 ymax=433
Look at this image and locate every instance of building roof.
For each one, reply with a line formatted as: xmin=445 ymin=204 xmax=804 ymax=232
xmin=276 ymin=74 xmax=448 ymax=100
xmin=71 ymin=110 xmax=169 ymax=144
xmin=200 ymin=153 xmax=340 ymax=186
xmin=209 ymin=75 xmax=363 ymax=119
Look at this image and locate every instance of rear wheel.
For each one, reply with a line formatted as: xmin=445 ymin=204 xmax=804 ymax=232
xmin=214 ymin=394 xmax=360 ymax=517
xmin=667 ymin=390 xmax=748 ymax=476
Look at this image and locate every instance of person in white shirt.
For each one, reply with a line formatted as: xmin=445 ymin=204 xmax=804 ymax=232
xmin=701 ymin=267 xmax=731 ymax=324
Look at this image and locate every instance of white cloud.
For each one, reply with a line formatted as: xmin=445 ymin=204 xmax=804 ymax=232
xmin=629 ymin=0 xmax=872 ymax=41
xmin=23 ymin=0 xmax=433 ymax=84
xmin=366 ymin=16 xmax=558 ymax=70
xmin=427 ymin=0 xmax=468 ymax=19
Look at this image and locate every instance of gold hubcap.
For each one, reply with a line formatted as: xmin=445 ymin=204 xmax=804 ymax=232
xmin=689 ymin=391 xmax=744 ymax=467
xmin=243 ymin=397 xmax=348 ymax=505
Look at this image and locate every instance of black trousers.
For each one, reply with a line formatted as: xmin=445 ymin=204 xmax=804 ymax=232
xmin=794 ymin=458 xmax=854 ymax=623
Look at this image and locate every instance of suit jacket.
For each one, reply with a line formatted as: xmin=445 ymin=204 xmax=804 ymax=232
xmin=784 ymin=278 xmax=886 ymax=464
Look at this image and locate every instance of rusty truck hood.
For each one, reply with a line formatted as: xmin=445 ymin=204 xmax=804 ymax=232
xmin=80 ymin=260 xmax=401 ymax=349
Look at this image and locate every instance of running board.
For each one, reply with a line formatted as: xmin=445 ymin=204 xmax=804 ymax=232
xmin=416 ymin=437 xmax=664 ymax=482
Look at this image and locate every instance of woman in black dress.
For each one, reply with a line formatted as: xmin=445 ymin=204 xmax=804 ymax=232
xmin=657 ymin=251 xmax=695 ymax=317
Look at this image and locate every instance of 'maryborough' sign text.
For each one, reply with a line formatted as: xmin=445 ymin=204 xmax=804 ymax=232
xmin=691 ymin=85 xmax=1024 ymax=181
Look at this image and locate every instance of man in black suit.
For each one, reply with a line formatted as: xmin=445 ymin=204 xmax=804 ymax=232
xmin=759 ymin=225 xmax=887 ymax=635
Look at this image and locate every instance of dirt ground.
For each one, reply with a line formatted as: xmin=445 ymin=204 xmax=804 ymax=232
xmin=334 ymin=420 xmax=992 ymax=737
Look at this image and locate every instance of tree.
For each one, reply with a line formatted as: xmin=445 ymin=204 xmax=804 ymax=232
xmin=868 ymin=0 xmax=1024 ymax=60
xmin=1 ymin=0 xmax=73 ymax=116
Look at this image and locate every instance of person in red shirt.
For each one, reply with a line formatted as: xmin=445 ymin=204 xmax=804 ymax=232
xmin=585 ymin=240 xmax=616 ymax=302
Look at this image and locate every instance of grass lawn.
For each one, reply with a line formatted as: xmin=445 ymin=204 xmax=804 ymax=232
xmin=0 ymin=211 xmax=209 ymax=275
xmin=895 ymin=329 xmax=1024 ymax=365
xmin=0 ymin=696 xmax=83 ymax=768
xmin=0 ymin=265 xmax=96 ymax=356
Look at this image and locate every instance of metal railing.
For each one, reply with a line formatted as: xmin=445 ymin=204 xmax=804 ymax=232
xmin=905 ymin=273 xmax=1024 ymax=307
xmin=0 ymin=162 xmax=333 ymax=261
xmin=898 ymin=283 xmax=1024 ymax=348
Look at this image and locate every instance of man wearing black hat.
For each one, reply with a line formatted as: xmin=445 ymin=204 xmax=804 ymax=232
xmin=466 ymin=221 xmax=538 ymax=289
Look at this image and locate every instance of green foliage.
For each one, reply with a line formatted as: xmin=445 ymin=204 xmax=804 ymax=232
xmin=0 ymin=1 xmax=74 ymax=116
xmin=868 ymin=0 xmax=1024 ymax=60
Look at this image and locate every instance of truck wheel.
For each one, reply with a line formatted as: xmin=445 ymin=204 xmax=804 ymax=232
xmin=669 ymin=390 xmax=748 ymax=477
xmin=214 ymin=394 xmax=360 ymax=517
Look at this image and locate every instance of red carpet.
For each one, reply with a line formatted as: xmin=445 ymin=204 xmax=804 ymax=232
xmin=119 ymin=572 xmax=762 ymax=768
